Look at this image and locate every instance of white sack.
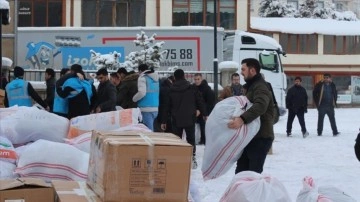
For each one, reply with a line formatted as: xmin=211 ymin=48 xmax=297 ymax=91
xmin=15 ymin=139 xmax=89 ymax=182
xmin=65 ymin=124 xmax=151 ymax=153
xmin=68 ymin=108 xmax=142 ymax=138
xmin=0 ymin=136 xmax=17 ymax=163
xmin=202 ymin=96 xmax=260 ymax=180
xmin=220 ymin=171 xmax=291 ymax=202
xmin=0 ymin=160 xmax=19 ymax=179
xmin=0 ymin=106 xmax=69 ymax=144
xmin=296 ymin=176 xmax=356 ymax=202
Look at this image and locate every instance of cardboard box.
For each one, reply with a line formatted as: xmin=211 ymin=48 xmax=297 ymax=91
xmin=0 ymin=178 xmax=55 ymax=202
xmin=87 ymin=131 xmax=193 ymax=202
xmin=52 ymin=180 xmax=101 ymax=202
xmin=0 ymin=89 xmax=5 ymax=108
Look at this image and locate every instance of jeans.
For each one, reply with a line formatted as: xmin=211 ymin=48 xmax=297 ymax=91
xmin=235 ymin=138 xmax=273 ymax=174
xmin=317 ymin=105 xmax=338 ymax=134
xmin=141 ymin=111 xmax=158 ymax=131
xmin=196 ymin=116 xmax=206 ymax=144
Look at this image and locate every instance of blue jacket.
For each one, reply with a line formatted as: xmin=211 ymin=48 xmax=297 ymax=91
xmin=53 ymin=77 xmax=93 ymax=114
xmin=138 ymin=75 xmax=159 ymax=108
xmin=5 ymin=78 xmax=32 ymax=107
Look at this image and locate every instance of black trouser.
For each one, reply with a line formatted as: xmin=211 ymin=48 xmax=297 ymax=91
xmin=196 ymin=116 xmax=206 ymax=144
xmin=286 ymin=108 xmax=307 ymax=134
xmin=235 ymin=138 xmax=273 ymax=174
xmin=317 ymin=105 xmax=338 ymax=135
xmin=172 ymin=124 xmax=196 ymax=157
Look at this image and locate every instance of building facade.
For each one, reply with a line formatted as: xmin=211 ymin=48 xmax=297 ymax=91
xmin=2 ymin=0 xmax=360 ymax=104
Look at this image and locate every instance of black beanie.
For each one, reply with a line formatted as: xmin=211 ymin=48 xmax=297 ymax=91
xmin=14 ymin=66 xmax=24 ymax=78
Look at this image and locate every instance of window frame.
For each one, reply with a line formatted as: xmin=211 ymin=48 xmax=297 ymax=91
xmin=279 ymin=33 xmax=318 ymax=54
xmin=81 ymin=0 xmax=146 ymax=27
xmin=18 ymin=0 xmax=65 ymax=27
xmin=172 ymin=0 xmax=237 ymax=30
xmin=323 ymin=35 xmax=360 ymax=55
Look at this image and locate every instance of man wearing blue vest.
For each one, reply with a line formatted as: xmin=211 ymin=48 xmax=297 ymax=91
xmin=133 ymin=64 xmax=159 ymax=131
xmin=54 ymin=64 xmax=96 ymax=119
xmin=4 ymin=66 xmax=49 ymax=110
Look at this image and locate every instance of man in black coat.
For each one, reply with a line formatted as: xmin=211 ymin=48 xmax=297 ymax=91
xmin=160 ymin=69 xmax=207 ymax=169
xmin=44 ymin=68 xmax=56 ymax=112
xmin=286 ymin=76 xmax=309 ymax=138
xmin=92 ymin=68 xmax=116 ymax=113
xmin=313 ymin=73 xmax=339 ymax=136
xmin=193 ymin=73 xmax=215 ymax=145
xmin=155 ymin=76 xmax=174 ymax=133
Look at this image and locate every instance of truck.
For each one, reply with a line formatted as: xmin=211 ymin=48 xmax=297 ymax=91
xmin=16 ymin=26 xmax=286 ymax=108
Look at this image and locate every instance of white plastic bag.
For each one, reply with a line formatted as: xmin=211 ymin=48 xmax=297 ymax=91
xmin=202 ymin=96 xmax=260 ymax=180
xmin=68 ymin=108 xmax=142 ymax=138
xmin=15 ymin=139 xmax=89 ymax=182
xmin=0 ymin=160 xmax=19 ymax=179
xmin=0 ymin=136 xmax=17 ymax=163
xmin=65 ymin=124 xmax=151 ymax=153
xmin=220 ymin=171 xmax=291 ymax=202
xmin=296 ymin=176 xmax=356 ymax=202
xmin=0 ymin=106 xmax=69 ymax=144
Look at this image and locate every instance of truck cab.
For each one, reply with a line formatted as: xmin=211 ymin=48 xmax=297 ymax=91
xmin=230 ymin=31 xmax=287 ymax=109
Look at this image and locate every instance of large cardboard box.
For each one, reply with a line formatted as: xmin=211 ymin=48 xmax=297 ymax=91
xmin=87 ymin=131 xmax=193 ymax=202
xmin=52 ymin=180 xmax=101 ymax=202
xmin=0 ymin=178 xmax=55 ymax=202
xmin=0 ymin=89 xmax=5 ymax=108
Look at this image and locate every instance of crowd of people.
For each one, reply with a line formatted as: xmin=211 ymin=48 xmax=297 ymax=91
xmin=1 ymin=58 xmax=350 ymax=173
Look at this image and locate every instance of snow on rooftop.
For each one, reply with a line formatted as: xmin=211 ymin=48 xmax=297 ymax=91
xmin=0 ymin=0 xmax=9 ymax=9
xmin=251 ymin=17 xmax=360 ymax=36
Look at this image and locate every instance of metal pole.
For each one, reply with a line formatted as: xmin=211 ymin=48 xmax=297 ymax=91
xmin=213 ymin=0 xmax=218 ymax=100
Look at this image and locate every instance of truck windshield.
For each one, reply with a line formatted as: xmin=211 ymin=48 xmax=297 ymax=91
xmin=259 ymin=52 xmax=279 ymax=72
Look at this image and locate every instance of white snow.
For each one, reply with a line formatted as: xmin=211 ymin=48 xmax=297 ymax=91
xmin=193 ymin=107 xmax=360 ymax=201
xmin=251 ymin=16 xmax=360 ymax=35
xmin=218 ymin=61 xmax=239 ymax=70
xmin=0 ymin=0 xmax=9 ymax=9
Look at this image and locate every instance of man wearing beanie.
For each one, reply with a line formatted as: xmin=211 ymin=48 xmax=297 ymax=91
xmin=4 ymin=66 xmax=49 ymax=110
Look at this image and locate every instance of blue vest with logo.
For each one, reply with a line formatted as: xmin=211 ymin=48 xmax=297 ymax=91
xmin=5 ymin=78 xmax=32 ymax=107
xmin=53 ymin=77 xmax=93 ymax=114
xmin=138 ymin=75 xmax=159 ymax=108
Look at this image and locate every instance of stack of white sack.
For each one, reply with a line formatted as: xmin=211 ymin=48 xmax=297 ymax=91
xmin=15 ymin=139 xmax=89 ymax=182
xmin=202 ymin=96 xmax=260 ymax=180
xmin=0 ymin=136 xmax=19 ymax=179
xmin=0 ymin=106 xmax=69 ymax=145
xmin=67 ymin=108 xmax=142 ymax=139
xmin=220 ymin=171 xmax=292 ymax=202
xmin=296 ymin=176 xmax=356 ymax=202
xmin=65 ymin=123 xmax=151 ymax=153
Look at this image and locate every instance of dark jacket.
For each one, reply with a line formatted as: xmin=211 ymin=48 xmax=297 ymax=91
xmin=240 ymin=74 xmax=274 ymax=140
xmin=231 ymin=84 xmax=243 ymax=96
xmin=45 ymin=77 xmax=56 ymax=111
xmin=94 ymin=80 xmax=116 ymax=112
xmin=158 ymin=78 xmax=172 ymax=124
xmin=313 ymin=81 xmax=337 ymax=108
xmin=117 ymin=73 xmax=138 ymax=109
xmin=4 ymin=79 xmax=48 ymax=109
xmin=286 ymin=84 xmax=308 ymax=112
xmin=162 ymin=79 xmax=207 ymax=128
xmin=194 ymin=80 xmax=215 ymax=115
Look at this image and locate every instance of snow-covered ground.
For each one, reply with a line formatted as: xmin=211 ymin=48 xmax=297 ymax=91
xmin=193 ymin=108 xmax=360 ymax=201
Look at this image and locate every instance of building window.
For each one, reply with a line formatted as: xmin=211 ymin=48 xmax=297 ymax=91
xmin=324 ymin=35 xmax=360 ymax=54
xmin=287 ymin=0 xmax=298 ymax=10
xmin=279 ymin=34 xmax=318 ymax=54
xmin=173 ymin=0 xmax=236 ymax=30
xmin=18 ymin=0 xmax=63 ymax=27
xmin=82 ymin=0 xmax=146 ymax=27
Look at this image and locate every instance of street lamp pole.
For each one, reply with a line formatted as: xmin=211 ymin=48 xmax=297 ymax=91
xmin=213 ymin=0 xmax=218 ymax=100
